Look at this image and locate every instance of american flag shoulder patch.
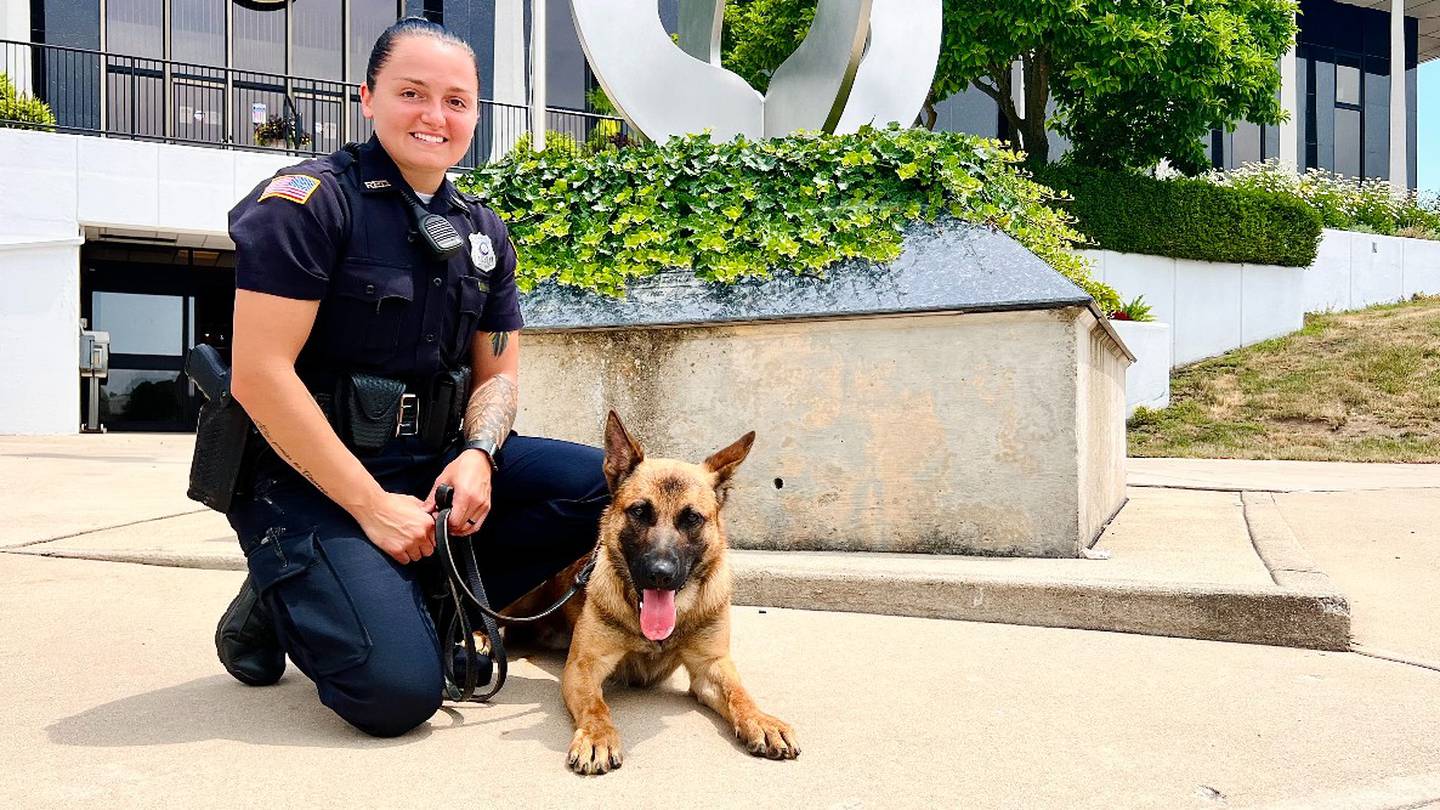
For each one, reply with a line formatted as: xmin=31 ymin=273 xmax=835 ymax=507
xmin=259 ymin=174 xmax=321 ymax=205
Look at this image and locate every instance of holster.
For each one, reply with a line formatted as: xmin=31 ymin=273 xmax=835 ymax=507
xmin=186 ymin=345 xmax=257 ymax=513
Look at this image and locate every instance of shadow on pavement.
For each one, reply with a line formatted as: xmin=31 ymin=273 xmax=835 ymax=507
xmin=45 ymin=674 xmax=433 ymax=749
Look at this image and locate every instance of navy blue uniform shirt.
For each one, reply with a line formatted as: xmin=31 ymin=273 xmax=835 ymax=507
xmin=228 ymin=136 xmax=523 ymax=384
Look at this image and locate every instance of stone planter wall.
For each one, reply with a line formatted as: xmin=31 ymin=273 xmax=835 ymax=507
xmin=515 ymin=223 xmax=1132 ymax=558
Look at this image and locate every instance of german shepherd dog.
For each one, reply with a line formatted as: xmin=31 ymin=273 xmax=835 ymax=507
xmin=514 ymin=411 xmax=799 ymax=775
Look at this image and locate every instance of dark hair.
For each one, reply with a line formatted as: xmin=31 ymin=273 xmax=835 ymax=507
xmin=365 ymin=16 xmax=479 ymax=92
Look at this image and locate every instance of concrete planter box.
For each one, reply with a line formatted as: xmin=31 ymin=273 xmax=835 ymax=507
xmin=1110 ymin=320 xmax=1171 ymax=417
xmin=516 ymin=222 xmax=1132 ymax=558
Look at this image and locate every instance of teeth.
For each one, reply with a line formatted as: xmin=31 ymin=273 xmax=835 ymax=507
xmin=412 ymin=133 xmax=445 ymax=144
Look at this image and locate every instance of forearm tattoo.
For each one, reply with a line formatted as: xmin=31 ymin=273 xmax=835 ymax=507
xmin=464 ymin=374 xmax=518 ymax=452
xmin=489 ymin=330 xmax=513 ymax=358
xmin=251 ymin=397 xmax=336 ymax=501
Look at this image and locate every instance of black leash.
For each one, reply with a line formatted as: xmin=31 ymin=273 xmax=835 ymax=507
xmin=432 ymin=484 xmax=598 ymax=703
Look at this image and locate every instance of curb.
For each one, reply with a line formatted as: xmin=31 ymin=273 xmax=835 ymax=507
xmin=730 ymin=553 xmax=1352 ymax=652
xmin=5 ymin=495 xmax=1354 ymax=652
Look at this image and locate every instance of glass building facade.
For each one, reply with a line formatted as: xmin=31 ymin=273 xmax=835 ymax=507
xmin=1209 ymin=0 xmax=1420 ymax=188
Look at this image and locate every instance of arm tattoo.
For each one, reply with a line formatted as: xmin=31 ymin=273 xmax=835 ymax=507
xmin=489 ymin=330 xmax=513 ymax=358
xmin=464 ymin=374 xmax=519 ymax=452
xmin=251 ymin=397 xmax=337 ymax=500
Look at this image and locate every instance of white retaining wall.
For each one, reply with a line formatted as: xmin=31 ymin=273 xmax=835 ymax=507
xmin=1080 ymin=249 xmax=1306 ymax=368
xmin=1089 ymin=229 xmax=1440 ymax=414
xmin=0 ymin=128 xmax=296 ymax=434
xmin=1304 ymin=228 xmax=1440 ymax=313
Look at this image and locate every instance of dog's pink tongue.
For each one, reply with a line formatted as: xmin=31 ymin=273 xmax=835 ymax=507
xmin=640 ymin=589 xmax=677 ymax=641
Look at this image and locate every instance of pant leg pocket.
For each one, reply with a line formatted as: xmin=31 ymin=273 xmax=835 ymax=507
xmin=247 ymin=527 xmax=373 ymax=677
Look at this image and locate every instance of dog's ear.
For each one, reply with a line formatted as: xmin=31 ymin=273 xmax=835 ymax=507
xmin=703 ymin=430 xmax=756 ymax=489
xmin=603 ymin=410 xmax=645 ymax=492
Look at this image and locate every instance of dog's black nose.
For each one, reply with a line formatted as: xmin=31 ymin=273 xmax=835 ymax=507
xmin=640 ymin=556 xmax=680 ymax=590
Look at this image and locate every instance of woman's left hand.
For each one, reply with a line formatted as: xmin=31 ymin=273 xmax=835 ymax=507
xmin=423 ymin=449 xmax=494 ymax=536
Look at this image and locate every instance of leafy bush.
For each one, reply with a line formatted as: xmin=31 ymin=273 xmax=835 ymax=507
xmin=507 ymin=129 xmax=583 ymax=157
xmin=0 ymin=72 xmax=57 ymax=130
xmin=1034 ymin=164 xmax=1322 ymax=267
xmin=1209 ymin=161 xmax=1440 ymax=242
xmin=462 ymin=125 xmax=1119 ymax=310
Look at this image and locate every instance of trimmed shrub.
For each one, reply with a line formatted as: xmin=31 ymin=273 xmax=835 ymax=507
xmin=1210 ymin=161 xmax=1440 ymax=242
xmin=1034 ymin=164 xmax=1322 ymax=267
xmin=0 ymin=72 xmax=57 ymax=131
xmin=463 ymin=125 xmax=1120 ymax=311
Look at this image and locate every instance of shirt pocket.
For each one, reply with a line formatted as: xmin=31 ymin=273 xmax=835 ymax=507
xmin=454 ymin=272 xmax=491 ymax=349
xmin=331 ymin=258 xmax=416 ymax=353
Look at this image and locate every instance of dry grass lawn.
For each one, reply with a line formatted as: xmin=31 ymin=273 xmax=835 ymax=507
xmin=1128 ymin=294 xmax=1440 ymax=462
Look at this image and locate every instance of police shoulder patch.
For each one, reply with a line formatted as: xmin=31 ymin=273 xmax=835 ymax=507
xmin=259 ymin=174 xmax=322 ymax=205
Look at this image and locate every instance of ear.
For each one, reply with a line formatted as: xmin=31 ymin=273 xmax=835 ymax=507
xmin=703 ymin=431 xmax=756 ymax=488
xmin=602 ymin=410 xmax=645 ymax=493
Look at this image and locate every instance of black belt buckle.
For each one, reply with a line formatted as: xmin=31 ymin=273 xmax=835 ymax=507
xmin=396 ymin=393 xmax=420 ymax=437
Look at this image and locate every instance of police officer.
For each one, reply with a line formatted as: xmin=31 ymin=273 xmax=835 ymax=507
xmin=215 ymin=17 xmax=608 ymax=738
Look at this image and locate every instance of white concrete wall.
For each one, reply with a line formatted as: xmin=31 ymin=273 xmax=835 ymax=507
xmin=0 ymin=128 xmax=296 ymax=434
xmin=1304 ymin=228 xmax=1440 ymax=313
xmin=0 ymin=240 xmax=83 ymax=434
xmin=1110 ymin=321 xmax=1171 ymax=416
xmin=1086 ymin=228 xmax=1440 ymax=417
xmin=1081 ymin=249 xmax=1304 ymax=367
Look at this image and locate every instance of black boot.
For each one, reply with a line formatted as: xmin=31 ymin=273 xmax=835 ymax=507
xmin=215 ymin=574 xmax=286 ymax=686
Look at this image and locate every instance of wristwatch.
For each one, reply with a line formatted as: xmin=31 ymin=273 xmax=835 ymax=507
xmin=461 ymin=437 xmax=500 ymax=472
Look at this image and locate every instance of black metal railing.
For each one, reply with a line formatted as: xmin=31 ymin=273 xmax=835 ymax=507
xmin=0 ymin=38 xmax=633 ymax=169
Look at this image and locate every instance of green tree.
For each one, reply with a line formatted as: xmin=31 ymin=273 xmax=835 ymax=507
xmin=721 ymin=0 xmax=1297 ymax=173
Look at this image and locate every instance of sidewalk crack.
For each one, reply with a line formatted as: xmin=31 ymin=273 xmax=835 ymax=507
xmin=1 ymin=509 xmax=210 ymax=550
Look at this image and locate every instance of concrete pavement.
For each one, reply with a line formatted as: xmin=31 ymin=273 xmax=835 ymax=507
xmin=5 ymin=552 xmax=1440 ymax=809
xmin=2 ymin=436 xmax=1440 ymax=807
xmin=0 ymin=437 xmax=1358 ymax=649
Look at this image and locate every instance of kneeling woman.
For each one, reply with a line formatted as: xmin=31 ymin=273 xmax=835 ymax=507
xmin=216 ymin=17 xmax=608 ymax=737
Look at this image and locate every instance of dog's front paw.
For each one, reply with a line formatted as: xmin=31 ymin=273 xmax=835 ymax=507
xmin=735 ymin=712 xmax=799 ymax=760
xmin=567 ymin=724 xmax=624 ymax=775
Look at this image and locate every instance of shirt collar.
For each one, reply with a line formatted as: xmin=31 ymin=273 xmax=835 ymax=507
xmin=355 ymin=136 xmax=470 ymax=213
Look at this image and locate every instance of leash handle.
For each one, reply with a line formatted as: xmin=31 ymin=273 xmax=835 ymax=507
xmin=433 ymin=482 xmax=505 ymax=702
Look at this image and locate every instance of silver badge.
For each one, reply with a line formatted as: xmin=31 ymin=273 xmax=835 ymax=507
xmin=469 ymin=232 xmax=496 ymax=273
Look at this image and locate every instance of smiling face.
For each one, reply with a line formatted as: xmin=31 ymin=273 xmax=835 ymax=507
xmin=359 ymin=34 xmax=479 ymax=193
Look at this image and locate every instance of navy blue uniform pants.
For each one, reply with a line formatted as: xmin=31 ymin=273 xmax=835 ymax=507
xmin=226 ymin=433 xmax=608 ymax=737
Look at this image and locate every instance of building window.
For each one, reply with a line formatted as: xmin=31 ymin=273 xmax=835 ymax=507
xmin=173 ymin=0 xmax=227 ymax=66
xmin=294 ymin=0 xmax=344 ymax=79
xmin=351 ymin=0 xmax=400 ymax=83
xmin=107 ymin=0 xmax=163 ymax=58
xmin=233 ymin=1 xmax=286 ymax=73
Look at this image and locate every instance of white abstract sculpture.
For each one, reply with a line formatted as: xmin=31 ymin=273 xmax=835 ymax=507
xmin=569 ymin=0 xmax=942 ymax=142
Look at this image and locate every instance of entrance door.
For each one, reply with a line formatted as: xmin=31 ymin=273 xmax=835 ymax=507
xmin=81 ymin=245 xmax=235 ymax=432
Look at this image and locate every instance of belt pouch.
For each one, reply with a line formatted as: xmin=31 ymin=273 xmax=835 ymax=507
xmin=338 ymin=372 xmax=406 ymax=453
xmin=188 ymin=391 xmax=252 ymax=513
xmin=421 ymin=366 xmax=471 ymax=448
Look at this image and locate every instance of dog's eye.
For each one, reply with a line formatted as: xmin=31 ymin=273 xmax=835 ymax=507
xmin=679 ymin=510 xmax=705 ymax=530
xmin=626 ymin=502 xmax=652 ymax=521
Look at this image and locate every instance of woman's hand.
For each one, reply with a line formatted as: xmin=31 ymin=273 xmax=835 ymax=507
xmin=423 ymin=450 xmax=494 ymax=537
xmin=353 ymin=492 xmax=436 ymax=565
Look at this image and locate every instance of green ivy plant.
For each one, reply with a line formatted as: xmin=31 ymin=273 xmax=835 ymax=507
xmin=461 ymin=125 xmax=1120 ymax=311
